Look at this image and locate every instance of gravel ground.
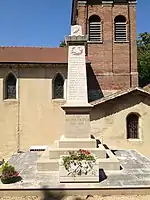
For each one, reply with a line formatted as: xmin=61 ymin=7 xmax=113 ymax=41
xmin=0 ymin=195 xmax=150 ymax=200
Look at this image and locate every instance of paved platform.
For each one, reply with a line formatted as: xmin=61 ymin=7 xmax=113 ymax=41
xmin=1 ymin=149 xmax=150 ymax=189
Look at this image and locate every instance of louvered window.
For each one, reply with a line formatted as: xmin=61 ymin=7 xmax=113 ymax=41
xmin=89 ymin=15 xmax=101 ymax=41
xmin=52 ymin=73 xmax=64 ymax=99
xmin=115 ymin=15 xmax=127 ymax=42
xmin=5 ymin=73 xmax=16 ymax=99
xmin=126 ymin=113 xmax=139 ymax=139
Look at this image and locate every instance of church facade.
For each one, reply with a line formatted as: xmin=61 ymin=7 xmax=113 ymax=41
xmin=0 ymin=0 xmax=150 ymax=159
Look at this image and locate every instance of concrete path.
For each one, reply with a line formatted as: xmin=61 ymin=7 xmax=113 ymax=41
xmin=0 ymin=150 xmax=150 ymax=189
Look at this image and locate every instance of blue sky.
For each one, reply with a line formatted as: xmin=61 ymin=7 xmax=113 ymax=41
xmin=0 ymin=0 xmax=149 ymax=47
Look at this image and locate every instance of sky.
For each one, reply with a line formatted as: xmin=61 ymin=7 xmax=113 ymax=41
xmin=0 ymin=0 xmax=149 ymax=47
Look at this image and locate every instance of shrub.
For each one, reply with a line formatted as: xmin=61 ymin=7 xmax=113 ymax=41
xmin=0 ymin=161 xmax=21 ymax=184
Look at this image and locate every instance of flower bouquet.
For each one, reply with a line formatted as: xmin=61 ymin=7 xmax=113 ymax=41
xmin=62 ymin=149 xmax=97 ymax=178
xmin=0 ymin=161 xmax=22 ymax=184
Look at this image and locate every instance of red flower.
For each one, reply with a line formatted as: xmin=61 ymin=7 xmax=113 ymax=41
xmin=85 ymin=150 xmax=90 ymax=155
xmin=14 ymin=171 xmax=19 ymax=176
xmin=79 ymin=149 xmax=91 ymax=155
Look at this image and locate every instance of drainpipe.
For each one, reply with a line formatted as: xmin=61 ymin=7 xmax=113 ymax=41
xmin=17 ymin=65 xmax=21 ymax=153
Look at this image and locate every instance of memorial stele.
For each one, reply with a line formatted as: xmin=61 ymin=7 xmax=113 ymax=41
xmin=37 ymin=25 xmax=120 ymax=182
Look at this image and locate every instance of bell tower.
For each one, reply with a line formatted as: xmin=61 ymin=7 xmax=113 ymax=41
xmin=71 ymin=0 xmax=138 ymax=101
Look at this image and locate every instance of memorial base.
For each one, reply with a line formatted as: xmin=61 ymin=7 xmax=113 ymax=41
xmin=61 ymin=104 xmax=93 ymax=139
xmin=59 ymin=161 xmax=99 ymax=183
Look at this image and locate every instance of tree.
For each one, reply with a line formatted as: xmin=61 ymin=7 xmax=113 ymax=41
xmin=59 ymin=40 xmax=66 ymax=47
xmin=137 ymin=32 xmax=150 ymax=87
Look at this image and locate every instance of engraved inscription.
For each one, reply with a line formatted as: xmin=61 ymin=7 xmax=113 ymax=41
xmin=65 ymin=115 xmax=91 ymax=138
xmin=67 ymin=45 xmax=88 ymax=103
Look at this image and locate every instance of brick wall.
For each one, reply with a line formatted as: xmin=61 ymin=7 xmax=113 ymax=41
xmin=77 ymin=1 xmax=138 ymax=98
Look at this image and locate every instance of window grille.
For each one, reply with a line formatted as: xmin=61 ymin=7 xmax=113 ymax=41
xmin=53 ymin=74 xmax=64 ymax=99
xmin=5 ymin=73 xmax=16 ymax=99
xmin=127 ymin=113 xmax=139 ymax=139
xmin=115 ymin=15 xmax=127 ymax=42
xmin=89 ymin=15 xmax=101 ymax=41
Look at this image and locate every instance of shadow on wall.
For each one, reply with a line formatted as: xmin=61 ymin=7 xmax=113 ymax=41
xmin=87 ymin=64 xmax=104 ymax=102
xmin=90 ymin=91 xmax=150 ymax=121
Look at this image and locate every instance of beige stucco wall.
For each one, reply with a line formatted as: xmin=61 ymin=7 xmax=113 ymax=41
xmin=90 ymin=93 xmax=150 ymax=157
xmin=0 ymin=65 xmax=150 ymax=159
xmin=0 ymin=65 xmax=67 ymax=159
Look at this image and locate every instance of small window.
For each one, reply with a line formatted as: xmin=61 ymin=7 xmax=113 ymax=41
xmin=126 ymin=113 xmax=139 ymax=139
xmin=52 ymin=73 xmax=64 ymax=99
xmin=4 ymin=73 xmax=16 ymax=99
xmin=89 ymin=15 xmax=102 ymax=41
xmin=114 ymin=15 xmax=127 ymax=42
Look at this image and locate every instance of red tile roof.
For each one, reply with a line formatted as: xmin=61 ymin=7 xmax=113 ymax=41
xmin=0 ymin=47 xmax=68 ymax=63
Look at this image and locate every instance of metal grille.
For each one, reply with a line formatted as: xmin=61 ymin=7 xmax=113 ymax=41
xmin=7 ymin=85 xmax=16 ymax=99
xmin=115 ymin=22 xmax=127 ymax=41
xmin=53 ymin=74 xmax=64 ymax=99
xmin=6 ymin=74 xmax=16 ymax=99
xmin=127 ymin=114 xmax=139 ymax=139
xmin=89 ymin=21 xmax=101 ymax=41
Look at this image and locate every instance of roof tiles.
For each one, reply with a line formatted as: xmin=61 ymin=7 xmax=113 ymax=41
xmin=0 ymin=47 xmax=68 ymax=63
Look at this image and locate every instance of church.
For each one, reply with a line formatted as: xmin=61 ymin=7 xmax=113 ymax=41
xmin=0 ymin=0 xmax=150 ymax=159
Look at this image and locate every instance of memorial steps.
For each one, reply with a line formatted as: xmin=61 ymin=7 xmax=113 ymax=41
xmin=37 ymin=138 xmax=120 ymax=172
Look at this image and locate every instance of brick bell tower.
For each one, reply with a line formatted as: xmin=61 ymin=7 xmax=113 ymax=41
xmin=71 ymin=0 xmax=138 ymax=101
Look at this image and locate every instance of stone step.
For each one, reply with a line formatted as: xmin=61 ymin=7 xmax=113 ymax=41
xmin=98 ymin=150 xmax=120 ymax=171
xmin=58 ymin=138 xmax=97 ymax=148
xmin=37 ymin=150 xmax=120 ymax=172
xmin=37 ymin=158 xmax=59 ymax=172
xmin=49 ymin=145 xmax=106 ymax=159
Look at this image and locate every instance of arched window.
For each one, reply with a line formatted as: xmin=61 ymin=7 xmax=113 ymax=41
xmin=52 ymin=73 xmax=64 ymax=99
xmin=4 ymin=73 xmax=16 ymax=99
xmin=126 ymin=113 xmax=139 ymax=139
xmin=114 ymin=15 xmax=127 ymax=42
xmin=89 ymin=15 xmax=102 ymax=41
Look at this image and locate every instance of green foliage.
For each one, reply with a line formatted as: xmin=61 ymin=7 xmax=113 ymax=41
xmin=59 ymin=40 xmax=66 ymax=47
xmin=62 ymin=149 xmax=96 ymax=171
xmin=137 ymin=32 xmax=150 ymax=87
xmin=0 ymin=162 xmax=19 ymax=180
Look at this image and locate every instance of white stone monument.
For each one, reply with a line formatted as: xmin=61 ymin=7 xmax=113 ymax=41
xmin=62 ymin=25 xmax=93 ymax=139
xmin=37 ymin=26 xmax=120 ymax=183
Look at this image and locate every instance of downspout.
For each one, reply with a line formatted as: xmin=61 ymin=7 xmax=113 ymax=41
xmin=128 ymin=2 xmax=132 ymax=87
xmin=17 ymin=65 xmax=21 ymax=153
